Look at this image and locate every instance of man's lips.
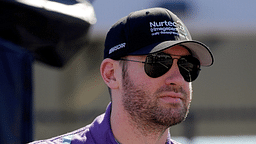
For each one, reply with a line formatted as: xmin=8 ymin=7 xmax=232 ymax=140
xmin=158 ymin=92 xmax=184 ymax=104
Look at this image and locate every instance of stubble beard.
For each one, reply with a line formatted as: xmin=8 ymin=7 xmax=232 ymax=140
xmin=121 ymin=66 xmax=191 ymax=136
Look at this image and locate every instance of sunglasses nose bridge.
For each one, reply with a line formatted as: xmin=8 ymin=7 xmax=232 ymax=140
xmin=164 ymin=59 xmax=186 ymax=84
xmin=169 ymin=59 xmax=180 ymax=73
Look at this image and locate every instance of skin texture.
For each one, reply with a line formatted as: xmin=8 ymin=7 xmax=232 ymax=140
xmin=100 ymin=45 xmax=193 ymax=144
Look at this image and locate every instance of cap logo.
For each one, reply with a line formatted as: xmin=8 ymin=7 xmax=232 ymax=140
xmin=149 ymin=20 xmax=187 ymax=37
xmin=109 ymin=43 xmax=126 ymax=54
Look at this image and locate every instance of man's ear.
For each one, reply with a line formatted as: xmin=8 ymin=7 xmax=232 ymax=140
xmin=100 ymin=58 xmax=120 ymax=89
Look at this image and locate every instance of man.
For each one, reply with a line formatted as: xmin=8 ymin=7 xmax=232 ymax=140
xmin=30 ymin=7 xmax=214 ymax=144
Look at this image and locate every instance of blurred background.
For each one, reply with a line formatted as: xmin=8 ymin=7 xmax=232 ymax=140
xmin=1 ymin=0 xmax=256 ymax=143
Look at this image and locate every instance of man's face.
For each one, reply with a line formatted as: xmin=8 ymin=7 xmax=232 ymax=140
xmin=121 ymin=45 xmax=193 ymax=128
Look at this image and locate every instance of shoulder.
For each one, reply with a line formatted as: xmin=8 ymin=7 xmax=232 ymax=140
xmin=28 ymin=125 xmax=93 ymax=144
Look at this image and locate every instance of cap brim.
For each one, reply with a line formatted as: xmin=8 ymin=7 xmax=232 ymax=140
xmin=151 ymin=40 xmax=214 ymax=66
xmin=180 ymin=41 xmax=214 ymax=66
xmin=129 ymin=40 xmax=214 ymax=67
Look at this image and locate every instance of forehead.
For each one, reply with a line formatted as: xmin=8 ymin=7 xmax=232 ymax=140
xmin=126 ymin=45 xmax=191 ymax=60
xmin=162 ymin=45 xmax=191 ymax=56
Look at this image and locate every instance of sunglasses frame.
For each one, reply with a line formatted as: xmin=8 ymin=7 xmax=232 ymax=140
xmin=119 ymin=52 xmax=201 ymax=82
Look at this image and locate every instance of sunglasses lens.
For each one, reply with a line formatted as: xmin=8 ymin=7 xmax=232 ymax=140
xmin=144 ymin=54 xmax=173 ymax=78
xmin=178 ymin=56 xmax=201 ymax=82
xmin=144 ymin=63 xmax=168 ymax=78
xmin=144 ymin=53 xmax=200 ymax=82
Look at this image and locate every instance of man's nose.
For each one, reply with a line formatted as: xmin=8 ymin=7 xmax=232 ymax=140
xmin=164 ymin=60 xmax=186 ymax=86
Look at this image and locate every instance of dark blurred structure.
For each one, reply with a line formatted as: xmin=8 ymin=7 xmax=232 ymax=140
xmin=0 ymin=38 xmax=33 ymax=144
xmin=0 ymin=0 xmax=96 ymax=67
xmin=0 ymin=0 xmax=96 ymax=143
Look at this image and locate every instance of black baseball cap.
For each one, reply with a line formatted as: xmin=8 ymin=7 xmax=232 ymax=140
xmin=104 ymin=7 xmax=214 ymax=66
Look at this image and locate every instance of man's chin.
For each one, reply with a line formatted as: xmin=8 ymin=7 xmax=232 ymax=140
xmin=150 ymin=106 xmax=187 ymax=126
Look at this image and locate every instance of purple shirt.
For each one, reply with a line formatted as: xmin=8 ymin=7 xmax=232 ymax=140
xmin=29 ymin=103 xmax=178 ymax=144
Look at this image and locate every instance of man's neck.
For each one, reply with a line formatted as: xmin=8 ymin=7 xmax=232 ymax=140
xmin=110 ymin=102 xmax=169 ymax=144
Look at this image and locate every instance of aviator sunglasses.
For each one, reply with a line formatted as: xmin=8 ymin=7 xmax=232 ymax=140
xmin=120 ymin=52 xmax=201 ymax=82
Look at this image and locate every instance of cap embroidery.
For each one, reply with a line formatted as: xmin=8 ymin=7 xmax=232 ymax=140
xmin=149 ymin=21 xmax=187 ymax=37
xmin=109 ymin=43 xmax=126 ymax=54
